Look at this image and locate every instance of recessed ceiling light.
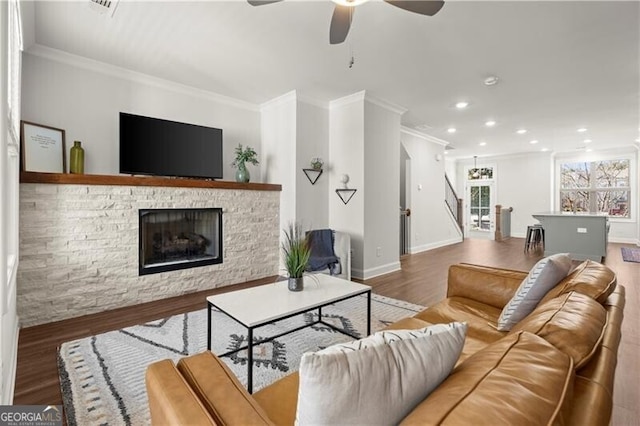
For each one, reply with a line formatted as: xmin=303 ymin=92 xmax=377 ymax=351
xmin=479 ymin=142 xmax=487 ymax=146
xmin=585 ymin=148 xmax=593 ymax=152
xmin=530 ymin=140 xmax=539 ymax=144
xmin=635 ymin=138 xmax=640 ymax=143
xmin=516 ymin=129 xmax=527 ymax=134
xmin=577 ymin=128 xmax=588 ymax=133
xmin=485 ymin=120 xmax=496 ymax=127
xmin=541 ymin=148 xmax=549 ymax=152
xmin=444 ymin=151 xmax=449 ymax=154
xmin=455 ymin=101 xmax=469 ymax=109
xmin=583 ymin=139 xmax=592 ymax=144
xmin=447 ymin=127 xmax=457 ymax=133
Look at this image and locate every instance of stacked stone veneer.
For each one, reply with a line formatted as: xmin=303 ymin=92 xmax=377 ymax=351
xmin=18 ymin=183 xmax=280 ymax=327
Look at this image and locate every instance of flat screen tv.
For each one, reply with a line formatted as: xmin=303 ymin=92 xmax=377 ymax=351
xmin=119 ymin=112 xmax=223 ymax=179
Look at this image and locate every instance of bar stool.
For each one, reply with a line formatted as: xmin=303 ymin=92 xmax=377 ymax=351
xmin=524 ymin=224 xmax=545 ymax=252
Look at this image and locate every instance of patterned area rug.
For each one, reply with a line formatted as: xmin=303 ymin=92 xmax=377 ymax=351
xmin=621 ymin=247 xmax=640 ymax=263
xmin=57 ymin=293 xmax=424 ymax=426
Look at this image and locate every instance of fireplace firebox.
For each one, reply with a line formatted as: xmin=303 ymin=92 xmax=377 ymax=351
xmin=139 ymin=208 xmax=222 ymax=275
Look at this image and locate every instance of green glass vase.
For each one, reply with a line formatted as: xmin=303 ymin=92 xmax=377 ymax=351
xmin=235 ymin=163 xmax=250 ymax=183
xmin=70 ymin=141 xmax=85 ymax=174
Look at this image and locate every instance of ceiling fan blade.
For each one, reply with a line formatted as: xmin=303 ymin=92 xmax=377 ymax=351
xmin=330 ymin=5 xmax=353 ymax=45
xmin=384 ymin=0 xmax=444 ymax=16
xmin=247 ymin=0 xmax=283 ymax=6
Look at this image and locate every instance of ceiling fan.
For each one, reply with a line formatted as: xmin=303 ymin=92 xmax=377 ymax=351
xmin=247 ymin=0 xmax=445 ymax=45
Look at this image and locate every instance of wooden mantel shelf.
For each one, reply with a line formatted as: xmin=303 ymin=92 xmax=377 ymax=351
xmin=20 ymin=172 xmax=282 ymax=192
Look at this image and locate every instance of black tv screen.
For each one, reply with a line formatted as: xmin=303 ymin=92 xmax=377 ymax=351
xmin=119 ymin=112 xmax=223 ymax=179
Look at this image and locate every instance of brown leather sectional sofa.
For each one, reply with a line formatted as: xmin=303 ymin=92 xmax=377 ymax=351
xmin=146 ymin=260 xmax=624 ymax=425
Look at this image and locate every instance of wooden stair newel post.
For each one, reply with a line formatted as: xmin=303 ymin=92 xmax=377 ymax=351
xmin=495 ymin=204 xmax=503 ymax=241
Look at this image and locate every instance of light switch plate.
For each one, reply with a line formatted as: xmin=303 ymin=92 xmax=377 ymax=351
xmin=577 ymin=227 xmax=588 ymax=233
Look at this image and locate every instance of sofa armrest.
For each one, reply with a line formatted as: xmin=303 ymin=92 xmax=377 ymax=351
xmin=447 ymin=263 xmax=527 ymax=309
xmin=177 ymin=351 xmax=274 ymax=426
xmin=146 ymin=359 xmax=217 ymax=426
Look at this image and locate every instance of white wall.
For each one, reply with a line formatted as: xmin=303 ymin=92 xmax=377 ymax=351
xmin=21 ymin=49 xmax=261 ymax=180
xmin=296 ymin=100 xmax=329 ymax=229
xmin=402 ymin=130 xmax=461 ymax=252
xmin=260 ymin=91 xmax=297 ymax=245
xmin=362 ymin=100 xmax=402 ymax=275
xmin=455 ymin=153 xmax=552 ymax=238
xmin=444 ymin=157 xmax=457 ymax=187
xmin=328 ymin=95 xmax=365 ymax=275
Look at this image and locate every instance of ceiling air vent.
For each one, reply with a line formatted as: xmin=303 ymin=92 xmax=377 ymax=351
xmin=88 ymin=0 xmax=120 ymax=17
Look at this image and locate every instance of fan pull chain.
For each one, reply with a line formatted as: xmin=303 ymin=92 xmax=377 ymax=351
xmin=348 ymin=7 xmax=355 ymax=68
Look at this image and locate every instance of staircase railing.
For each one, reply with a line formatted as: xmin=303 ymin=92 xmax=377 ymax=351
xmin=445 ymin=174 xmax=463 ymax=237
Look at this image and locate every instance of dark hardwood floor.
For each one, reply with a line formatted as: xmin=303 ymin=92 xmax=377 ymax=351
xmin=13 ymin=238 xmax=639 ymax=424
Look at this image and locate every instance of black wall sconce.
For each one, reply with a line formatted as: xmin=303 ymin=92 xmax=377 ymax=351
xmin=335 ymin=174 xmax=357 ymax=205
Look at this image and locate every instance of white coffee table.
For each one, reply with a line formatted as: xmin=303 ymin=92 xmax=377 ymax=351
xmin=206 ymin=274 xmax=372 ymax=393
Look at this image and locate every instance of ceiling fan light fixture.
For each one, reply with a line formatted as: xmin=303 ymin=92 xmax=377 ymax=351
xmin=332 ymin=0 xmax=369 ymax=6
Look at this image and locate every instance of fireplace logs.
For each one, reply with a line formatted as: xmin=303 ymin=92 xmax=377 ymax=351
xmin=152 ymin=231 xmax=210 ymax=259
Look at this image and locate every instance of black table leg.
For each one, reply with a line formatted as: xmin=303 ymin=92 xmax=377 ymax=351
xmin=207 ymin=302 xmax=212 ymax=351
xmin=367 ymin=290 xmax=371 ymax=336
xmin=247 ymin=327 xmax=254 ymax=394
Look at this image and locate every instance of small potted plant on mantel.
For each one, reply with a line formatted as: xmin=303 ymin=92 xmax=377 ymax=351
xmin=282 ymin=223 xmax=311 ymax=292
xmin=231 ymin=144 xmax=259 ymax=183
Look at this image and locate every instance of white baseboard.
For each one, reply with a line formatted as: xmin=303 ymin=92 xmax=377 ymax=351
xmin=410 ymin=237 xmax=463 ymax=255
xmin=608 ymin=237 xmax=640 ymax=245
xmin=352 ymin=261 xmax=401 ymax=280
xmin=2 ymin=317 xmax=19 ymax=404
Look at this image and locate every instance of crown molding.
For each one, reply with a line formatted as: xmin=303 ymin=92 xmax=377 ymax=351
xmin=364 ymin=93 xmax=408 ymax=115
xmin=297 ymin=94 xmax=329 ymax=110
xmin=329 ymin=90 xmax=407 ymax=115
xmin=400 ymin=126 xmax=449 ymax=146
xmin=260 ymin=91 xmax=329 ymax=111
xmin=260 ymin=90 xmax=298 ymax=111
xmin=25 ymin=44 xmax=259 ymax=112
xmin=329 ymin=90 xmax=366 ymax=109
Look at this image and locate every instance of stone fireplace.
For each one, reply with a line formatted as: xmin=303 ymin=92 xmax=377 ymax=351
xmin=139 ymin=208 xmax=222 ymax=275
xmin=18 ymin=174 xmax=280 ymax=327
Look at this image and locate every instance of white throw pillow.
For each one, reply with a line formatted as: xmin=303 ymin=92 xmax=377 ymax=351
xmin=497 ymin=253 xmax=572 ymax=331
xmin=295 ymin=322 xmax=467 ymax=426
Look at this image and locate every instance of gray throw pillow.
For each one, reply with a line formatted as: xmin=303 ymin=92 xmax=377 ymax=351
xmin=497 ymin=253 xmax=572 ymax=331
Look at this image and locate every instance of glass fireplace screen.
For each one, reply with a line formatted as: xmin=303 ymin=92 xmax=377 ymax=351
xmin=139 ymin=208 xmax=222 ymax=275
